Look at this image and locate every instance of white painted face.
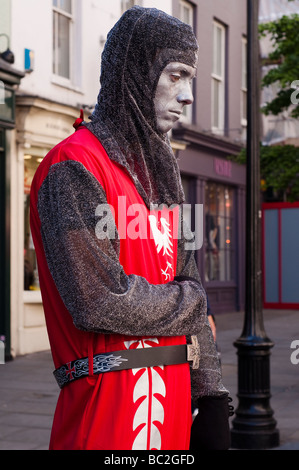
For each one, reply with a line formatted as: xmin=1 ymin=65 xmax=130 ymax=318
xmin=154 ymin=62 xmax=196 ymax=134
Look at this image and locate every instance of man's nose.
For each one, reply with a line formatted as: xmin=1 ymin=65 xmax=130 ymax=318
xmin=177 ymin=83 xmax=194 ymax=106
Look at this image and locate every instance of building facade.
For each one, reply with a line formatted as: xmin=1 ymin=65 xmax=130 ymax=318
xmin=172 ymin=0 xmax=247 ymax=313
xmin=0 ymin=0 xmax=246 ymax=358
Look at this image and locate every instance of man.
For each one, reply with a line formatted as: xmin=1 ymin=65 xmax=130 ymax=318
xmin=30 ymin=6 xmax=231 ymax=451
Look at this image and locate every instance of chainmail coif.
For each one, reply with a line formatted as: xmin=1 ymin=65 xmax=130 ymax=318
xmin=85 ymin=6 xmax=198 ymax=209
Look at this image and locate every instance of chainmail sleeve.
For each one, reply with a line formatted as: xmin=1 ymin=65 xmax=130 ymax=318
xmin=37 ymin=159 xmax=209 ymax=338
xmin=176 ymin=216 xmax=228 ymax=400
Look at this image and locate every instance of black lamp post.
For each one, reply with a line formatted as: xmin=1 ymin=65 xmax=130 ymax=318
xmin=230 ymin=0 xmax=280 ymax=449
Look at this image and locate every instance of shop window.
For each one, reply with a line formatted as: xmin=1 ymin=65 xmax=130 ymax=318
xmin=24 ymin=155 xmax=42 ymax=291
xmin=205 ymin=182 xmax=234 ymax=282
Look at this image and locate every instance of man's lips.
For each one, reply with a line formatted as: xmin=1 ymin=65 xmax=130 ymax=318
xmin=169 ymin=110 xmax=183 ymax=116
xmin=168 ymin=110 xmax=183 ymax=121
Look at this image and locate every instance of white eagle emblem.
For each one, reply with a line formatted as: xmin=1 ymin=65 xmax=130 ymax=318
xmin=148 ymin=215 xmax=173 ymax=258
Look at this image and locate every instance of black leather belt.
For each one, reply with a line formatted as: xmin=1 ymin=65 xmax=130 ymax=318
xmin=53 ymin=336 xmax=200 ymax=389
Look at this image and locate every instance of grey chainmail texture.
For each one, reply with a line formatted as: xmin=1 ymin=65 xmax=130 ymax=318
xmin=85 ymin=6 xmax=198 ymax=209
xmin=37 ymin=159 xmax=228 ymax=400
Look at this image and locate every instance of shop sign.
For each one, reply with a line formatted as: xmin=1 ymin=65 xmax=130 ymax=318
xmin=214 ymin=157 xmax=232 ymax=178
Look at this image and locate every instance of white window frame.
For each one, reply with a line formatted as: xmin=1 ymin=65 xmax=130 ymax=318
xmin=52 ymin=0 xmax=74 ymax=86
xmin=180 ymin=0 xmax=194 ymax=26
xmin=211 ymin=20 xmax=226 ymax=135
xmin=179 ymin=0 xmax=195 ymax=124
xmin=121 ymin=0 xmax=143 ymax=15
xmin=241 ymin=36 xmax=247 ymax=127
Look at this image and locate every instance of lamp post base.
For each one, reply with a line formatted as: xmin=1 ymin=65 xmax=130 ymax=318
xmin=230 ymin=338 xmax=280 ymax=449
xmin=231 ymin=428 xmax=280 ymax=450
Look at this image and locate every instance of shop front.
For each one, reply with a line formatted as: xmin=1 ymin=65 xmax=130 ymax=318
xmin=174 ymin=127 xmax=246 ymax=314
xmin=0 ymin=57 xmax=24 ymax=359
xmin=8 ymin=95 xmax=85 ymax=356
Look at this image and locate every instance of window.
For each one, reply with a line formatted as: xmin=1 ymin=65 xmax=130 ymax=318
xmin=180 ymin=0 xmax=193 ymax=26
xmin=179 ymin=0 xmax=195 ymax=124
xmin=121 ymin=0 xmax=143 ymax=14
xmin=241 ymin=37 xmax=247 ymax=126
xmin=53 ymin=0 xmax=73 ymax=80
xmin=212 ymin=21 xmax=226 ymax=134
xmin=205 ymin=182 xmax=234 ymax=282
xmin=24 ymin=154 xmax=43 ymax=291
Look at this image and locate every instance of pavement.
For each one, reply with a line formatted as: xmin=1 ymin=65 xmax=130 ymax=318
xmin=0 ymin=308 xmax=298 ymax=451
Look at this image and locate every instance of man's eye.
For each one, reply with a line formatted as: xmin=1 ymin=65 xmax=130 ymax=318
xmin=171 ymin=74 xmax=181 ymax=82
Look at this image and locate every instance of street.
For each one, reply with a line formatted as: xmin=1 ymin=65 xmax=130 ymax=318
xmin=0 ymin=308 xmax=298 ymax=450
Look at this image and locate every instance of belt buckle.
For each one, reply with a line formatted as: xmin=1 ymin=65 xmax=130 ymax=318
xmin=187 ymin=335 xmax=200 ymax=369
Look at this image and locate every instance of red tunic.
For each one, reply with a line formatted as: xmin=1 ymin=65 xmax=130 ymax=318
xmin=30 ymin=127 xmax=192 ymax=450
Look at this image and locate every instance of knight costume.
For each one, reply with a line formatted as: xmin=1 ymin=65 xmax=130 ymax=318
xmin=30 ymin=6 xmax=230 ymax=450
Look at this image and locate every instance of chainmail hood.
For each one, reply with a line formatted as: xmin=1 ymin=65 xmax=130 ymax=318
xmin=85 ymin=6 xmax=198 ymax=208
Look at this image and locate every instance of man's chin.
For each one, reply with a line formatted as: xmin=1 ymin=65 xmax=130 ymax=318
xmin=156 ymin=121 xmax=175 ymax=134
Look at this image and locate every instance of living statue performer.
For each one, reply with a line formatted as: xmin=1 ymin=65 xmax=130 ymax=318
xmin=30 ymin=6 xmax=231 ymax=450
